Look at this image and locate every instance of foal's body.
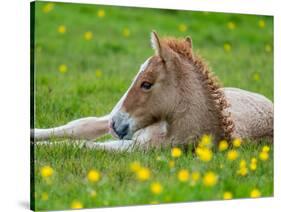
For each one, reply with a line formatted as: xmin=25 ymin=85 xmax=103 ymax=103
xmin=32 ymin=32 xmax=273 ymax=151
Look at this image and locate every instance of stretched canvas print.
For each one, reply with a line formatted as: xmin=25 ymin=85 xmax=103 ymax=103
xmin=30 ymin=1 xmax=274 ymax=211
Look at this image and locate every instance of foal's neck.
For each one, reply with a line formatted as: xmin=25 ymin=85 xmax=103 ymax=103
xmin=169 ymin=62 xmax=225 ymax=143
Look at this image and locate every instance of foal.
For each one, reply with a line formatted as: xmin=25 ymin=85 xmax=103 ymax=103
xmin=32 ymin=32 xmax=273 ymax=151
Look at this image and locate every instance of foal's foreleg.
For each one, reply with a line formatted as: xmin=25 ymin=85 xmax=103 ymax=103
xmin=32 ymin=115 xmax=109 ymax=141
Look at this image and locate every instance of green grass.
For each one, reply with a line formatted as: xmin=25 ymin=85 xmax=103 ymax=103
xmin=33 ymin=1 xmax=273 ymax=211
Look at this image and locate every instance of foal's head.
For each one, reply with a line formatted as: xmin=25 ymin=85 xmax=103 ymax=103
xmin=109 ymin=32 xmax=194 ymax=139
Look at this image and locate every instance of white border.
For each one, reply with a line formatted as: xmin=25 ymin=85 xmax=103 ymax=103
xmin=0 ymin=0 xmax=280 ymax=211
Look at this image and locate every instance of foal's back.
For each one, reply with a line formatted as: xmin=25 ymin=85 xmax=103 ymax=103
xmin=223 ymin=87 xmax=273 ymax=141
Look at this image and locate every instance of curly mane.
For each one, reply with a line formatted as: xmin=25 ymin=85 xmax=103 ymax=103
xmin=161 ymin=38 xmax=235 ymax=141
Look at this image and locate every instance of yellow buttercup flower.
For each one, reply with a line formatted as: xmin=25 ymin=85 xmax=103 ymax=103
xmin=97 ymin=9 xmax=105 ymax=18
xmin=259 ymin=151 xmax=269 ymax=161
xmin=218 ymin=140 xmax=228 ymax=151
xmin=227 ymin=150 xmax=239 ymax=161
xmin=136 ymin=167 xmax=150 ymax=181
xmin=227 ymin=21 xmax=236 ymax=30
xmin=87 ymin=169 xmax=101 ymax=183
xmin=199 ymin=134 xmax=212 ymax=148
xmin=258 ymin=20 xmax=266 ymax=28
xmin=203 ymin=171 xmax=218 ymax=187
xmin=84 ymin=31 xmax=93 ymax=41
xmin=95 ymin=69 xmax=102 ymax=78
xmin=177 ymin=169 xmax=189 ymax=182
xmin=178 ymin=24 xmax=188 ymax=32
xmin=223 ymin=191 xmax=233 ymax=200
xmin=233 ymin=138 xmax=242 ymax=148
xmin=71 ymin=200 xmax=83 ymax=209
xmin=57 ymin=25 xmax=66 ymax=34
xmin=42 ymin=3 xmax=54 ymax=13
xmin=237 ymin=166 xmax=248 ymax=176
xmin=41 ymin=192 xmax=49 ymax=201
xmin=239 ymin=159 xmax=246 ymax=168
xmin=40 ymin=166 xmax=54 ymax=178
xmin=251 ymin=158 xmax=257 ymax=164
xmin=150 ymin=182 xmax=163 ymax=195
xmin=250 ymin=163 xmax=257 ymax=171
xmin=250 ymin=157 xmax=257 ymax=171
xmin=262 ymin=145 xmax=270 ymax=153
xmin=171 ymin=147 xmax=182 ymax=158
xmin=196 ymin=147 xmax=213 ymax=162
xmin=122 ymin=28 xmax=131 ymax=37
xmin=130 ymin=161 xmax=141 ymax=172
xmin=58 ymin=64 xmax=68 ymax=73
xmin=250 ymin=189 xmax=261 ymax=198
xmin=224 ymin=43 xmax=232 ymax=52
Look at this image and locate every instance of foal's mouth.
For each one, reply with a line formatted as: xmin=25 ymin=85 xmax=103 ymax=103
xmin=108 ymin=120 xmax=131 ymax=139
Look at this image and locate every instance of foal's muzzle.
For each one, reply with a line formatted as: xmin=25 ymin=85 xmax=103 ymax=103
xmin=111 ymin=121 xmax=129 ymax=139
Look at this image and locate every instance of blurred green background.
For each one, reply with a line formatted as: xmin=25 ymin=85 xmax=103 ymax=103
xmin=33 ymin=1 xmax=273 ymax=210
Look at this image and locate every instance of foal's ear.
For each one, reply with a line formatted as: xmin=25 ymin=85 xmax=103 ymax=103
xmin=185 ymin=36 xmax=193 ymax=49
xmin=151 ymin=31 xmax=161 ymax=56
xmin=151 ymin=31 xmax=177 ymax=61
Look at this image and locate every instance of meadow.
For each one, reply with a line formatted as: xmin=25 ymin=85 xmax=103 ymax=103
xmin=33 ymin=1 xmax=273 ymax=210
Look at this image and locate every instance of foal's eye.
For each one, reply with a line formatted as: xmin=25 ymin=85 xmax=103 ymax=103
xmin=141 ymin=81 xmax=153 ymax=91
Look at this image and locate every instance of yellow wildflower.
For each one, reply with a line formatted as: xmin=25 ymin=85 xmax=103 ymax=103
xmin=42 ymin=3 xmax=54 ymax=13
xmin=258 ymin=20 xmax=266 ymax=28
xmin=122 ymin=28 xmax=131 ymax=37
xmin=259 ymin=151 xmax=269 ymax=161
xmin=227 ymin=21 xmax=236 ymax=30
xmin=177 ymin=169 xmax=189 ymax=182
xmin=58 ymin=64 xmax=68 ymax=73
xmin=41 ymin=192 xmax=49 ymax=201
xmin=224 ymin=43 xmax=232 ymax=52
xmin=71 ymin=200 xmax=83 ymax=209
xmin=237 ymin=166 xmax=248 ymax=176
xmin=150 ymin=182 xmax=163 ymax=195
xmin=97 ymin=9 xmax=105 ymax=18
xmin=40 ymin=166 xmax=54 ymax=178
xmin=168 ymin=160 xmax=175 ymax=168
xmin=251 ymin=158 xmax=257 ymax=164
xmin=250 ymin=189 xmax=261 ymax=198
xmin=196 ymin=147 xmax=213 ymax=162
xmin=199 ymin=134 xmax=212 ymax=148
xmin=218 ymin=140 xmax=228 ymax=151
xmin=227 ymin=150 xmax=239 ymax=161
xmin=203 ymin=171 xmax=218 ymax=187
xmin=239 ymin=159 xmax=246 ymax=168
xmin=171 ymin=147 xmax=182 ymax=158
xmin=223 ymin=191 xmax=233 ymax=200
xmin=262 ymin=145 xmax=270 ymax=153
xmin=250 ymin=163 xmax=257 ymax=171
xmin=178 ymin=24 xmax=188 ymax=32
xmin=136 ymin=167 xmax=150 ymax=181
xmin=87 ymin=169 xmax=101 ymax=183
xmin=57 ymin=25 xmax=66 ymax=34
xmin=130 ymin=161 xmax=141 ymax=172
xmin=95 ymin=69 xmax=102 ymax=78
xmin=233 ymin=138 xmax=242 ymax=148
xmin=84 ymin=31 xmax=93 ymax=41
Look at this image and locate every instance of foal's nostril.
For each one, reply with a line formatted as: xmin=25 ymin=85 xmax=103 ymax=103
xmin=114 ymin=124 xmax=129 ymax=139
